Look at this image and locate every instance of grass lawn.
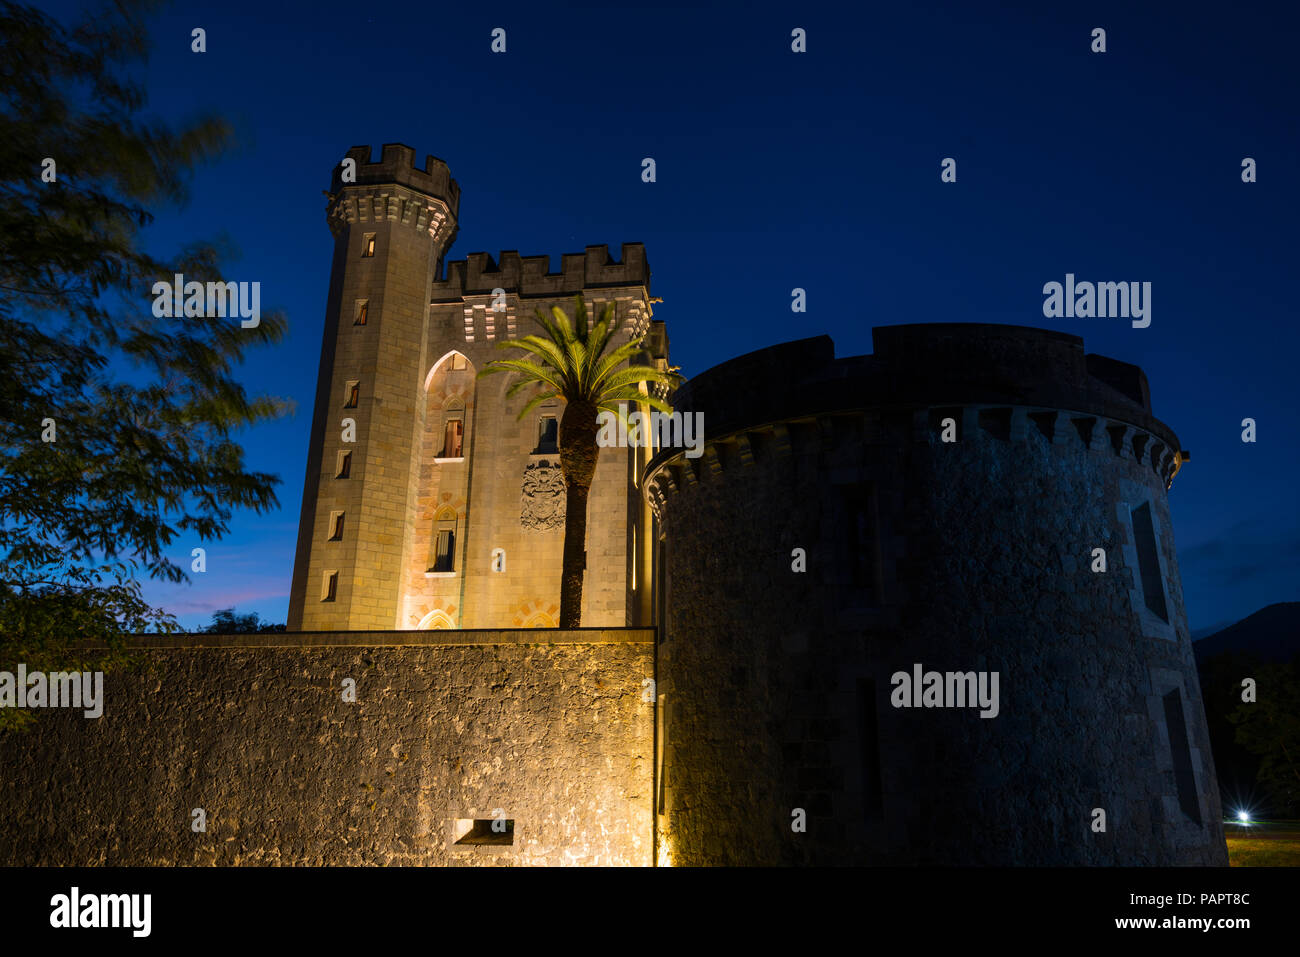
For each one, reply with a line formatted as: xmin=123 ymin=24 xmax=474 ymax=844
xmin=1225 ymin=820 xmax=1300 ymax=866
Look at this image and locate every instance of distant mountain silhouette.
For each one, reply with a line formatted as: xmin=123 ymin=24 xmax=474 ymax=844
xmin=1192 ymin=620 xmax=1232 ymax=641
xmin=1193 ymin=602 xmax=1300 ymax=664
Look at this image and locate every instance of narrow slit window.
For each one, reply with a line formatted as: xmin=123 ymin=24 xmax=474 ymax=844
xmin=1131 ymin=502 xmax=1168 ymax=621
xmin=837 ymin=480 xmax=880 ymax=601
xmin=336 ymin=450 xmax=352 ymax=479
xmin=536 ymin=415 xmax=558 ymax=454
xmin=432 ymin=528 xmax=455 ymax=572
xmin=441 ymin=418 xmax=463 ymax=458
xmin=321 ymin=570 xmax=338 ymax=602
xmin=858 ymin=678 xmax=884 ymax=819
xmin=354 ymin=300 xmax=368 ymax=326
xmin=1163 ymin=689 xmax=1202 ymax=824
xmin=328 ymin=511 xmax=344 ymax=541
xmin=362 ymin=234 xmax=376 ymax=258
xmin=344 ymin=381 xmax=360 ymax=409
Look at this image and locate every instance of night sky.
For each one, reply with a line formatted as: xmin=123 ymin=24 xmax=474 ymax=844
xmin=46 ymin=0 xmax=1299 ymax=633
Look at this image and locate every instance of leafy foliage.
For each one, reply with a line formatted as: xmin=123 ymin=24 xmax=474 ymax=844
xmin=204 ymin=608 xmax=285 ymax=634
xmin=480 ymin=293 xmax=675 ymax=423
xmin=0 ymin=0 xmax=287 ymax=729
xmin=1228 ymin=660 xmax=1300 ymax=816
xmin=480 ymin=294 xmax=677 ymax=626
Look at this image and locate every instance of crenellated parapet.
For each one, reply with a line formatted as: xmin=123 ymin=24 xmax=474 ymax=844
xmin=643 ymin=325 xmax=1191 ymax=517
xmin=431 ymin=244 xmax=650 ymax=302
xmin=451 ymin=291 xmax=652 ymax=344
xmin=326 ymin=143 xmax=459 ymax=245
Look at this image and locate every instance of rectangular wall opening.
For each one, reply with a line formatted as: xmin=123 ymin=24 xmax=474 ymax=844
xmin=1162 ymin=688 xmax=1201 ymax=824
xmin=837 ymin=480 xmax=880 ymax=602
xmin=1131 ymin=502 xmax=1168 ymax=621
xmin=453 ymin=818 xmax=514 ymax=846
xmin=535 ymin=415 xmax=558 ymax=454
xmin=858 ymin=678 xmax=884 ymax=820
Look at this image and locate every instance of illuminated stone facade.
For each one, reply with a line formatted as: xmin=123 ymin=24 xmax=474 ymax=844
xmin=0 ymin=631 xmax=653 ymax=866
xmin=0 ymin=152 xmax=1229 ymax=869
xmin=286 ymin=145 xmax=666 ymax=632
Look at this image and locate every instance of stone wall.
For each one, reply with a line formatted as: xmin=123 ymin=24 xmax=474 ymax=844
xmin=0 ymin=630 xmax=654 ymax=866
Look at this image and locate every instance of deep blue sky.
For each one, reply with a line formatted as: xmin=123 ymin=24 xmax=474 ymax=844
xmin=47 ymin=0 xmax=1299 ymax=632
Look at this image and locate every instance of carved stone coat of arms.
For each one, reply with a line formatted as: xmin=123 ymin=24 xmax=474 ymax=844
xmin=521 ymin=461 xmax=566 ymax=530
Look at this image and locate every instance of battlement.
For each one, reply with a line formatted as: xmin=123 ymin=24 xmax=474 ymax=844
xmin=431 ymin=244 xmax=650 ymax=301
xmin=669 ymin=324 xmax=1173 ymax=449
xmin=646 ymin=325 xmax=1189 ymax=515
xmin=330 ymin=143 xmax=461 ymax=213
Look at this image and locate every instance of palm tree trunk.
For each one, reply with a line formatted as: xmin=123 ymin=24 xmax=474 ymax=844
xmin=559 ymin=400 xmax=599 ymax=628
xmin=559 ymin=479 xmax=591 ymax=627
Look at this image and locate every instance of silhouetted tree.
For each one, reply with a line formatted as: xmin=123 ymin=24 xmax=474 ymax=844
xmin=203 ymin=609 xmax=286 ymax=634
xmin=1228 ymin=659 xmax=1300 ymax=816
xmin=0 ymin=0 xmax=287 ymax=730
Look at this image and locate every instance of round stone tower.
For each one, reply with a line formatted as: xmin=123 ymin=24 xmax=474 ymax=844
xmin=645 ymin=324 xmax=1227 ymax=866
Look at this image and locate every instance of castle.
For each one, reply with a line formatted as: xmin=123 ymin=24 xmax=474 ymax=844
xmin=0 ymin=145 xmax=1227 ymax=867
xmin=287 ymin=144 xmax=669 ymax=633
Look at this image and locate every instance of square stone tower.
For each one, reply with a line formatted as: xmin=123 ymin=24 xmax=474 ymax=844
xmin=287 ymin=144 xmax=667 ymax=631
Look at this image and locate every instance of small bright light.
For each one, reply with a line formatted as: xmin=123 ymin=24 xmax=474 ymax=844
xmin=1236 ymin=810 xmax=1250 ymax=824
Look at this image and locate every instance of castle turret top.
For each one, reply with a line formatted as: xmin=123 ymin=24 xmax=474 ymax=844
xmin=330 ymin=143 xmax=461 ymax=213
xmin=669 ymin=323 xmax=1179 ymax=453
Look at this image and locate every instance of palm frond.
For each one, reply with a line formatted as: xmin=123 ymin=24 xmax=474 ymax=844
xmin=597 ymin=366 xmax=674 ymax=397
xmin=516 ymin=388 xmax=561 ymax=421
xmin=481 ymin=292 xmax=676 ymax=420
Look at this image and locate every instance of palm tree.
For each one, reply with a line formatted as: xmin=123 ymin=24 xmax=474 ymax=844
xmin=479 ymin=294 xmax=677 ymax=627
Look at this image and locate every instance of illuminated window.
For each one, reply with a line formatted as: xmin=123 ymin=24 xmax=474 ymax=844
xmin=440 ymin=418 xmax=463 ymax=458
xmin=344 ymin=380 xmax=360 ymax=409
xmin=336 ymin=450 xmax=352 ymax=479
xmin=328 ymin=511 xmax=344 ymax=541
xmin=536 ymin=415 xmax=558 ymax=454
xmin=362 ymin=233 xmax=376 ymax=257
xmin=432 ymin=529 xmax=455 ymax=572
xmin=321 ymin=570 xmax=338 ymax=602
xmin=430 ymin=508 xmax=458 ymax=573
xmin=354 ymin=300 xmax=368 ymax=326
xmin=450 ymin=353 xmax=467 ymax=371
